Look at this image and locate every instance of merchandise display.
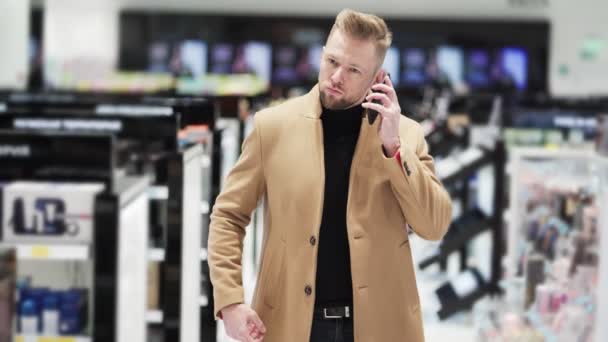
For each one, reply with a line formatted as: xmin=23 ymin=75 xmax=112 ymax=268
xmin=475 ymin=149 xmax=606 ymax=341
xmin=2 ymin=182 xmax=104 ymax=244
xmin=16 ymin=283 xmax=89 ymax=335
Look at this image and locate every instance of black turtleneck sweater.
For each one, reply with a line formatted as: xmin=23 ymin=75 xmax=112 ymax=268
xmin=315 ymin=104 xmax=363 ymax=307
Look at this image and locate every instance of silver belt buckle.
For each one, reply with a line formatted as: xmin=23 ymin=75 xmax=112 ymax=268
xmin=324 ymin=306 xmax=350 ymax=319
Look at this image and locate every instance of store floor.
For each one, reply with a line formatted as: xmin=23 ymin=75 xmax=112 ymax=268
xmin=216 ymin=233 xmax=479 ymax=342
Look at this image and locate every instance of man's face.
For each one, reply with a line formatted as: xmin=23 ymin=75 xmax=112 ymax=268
xmin=318 ymin=29 xmax=384 ymax=110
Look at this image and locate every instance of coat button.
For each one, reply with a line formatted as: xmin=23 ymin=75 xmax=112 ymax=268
xmin=309 ymin=236 xmax=317 ymax=246
xmin=304 ymin=285 xmax=313 ymax=296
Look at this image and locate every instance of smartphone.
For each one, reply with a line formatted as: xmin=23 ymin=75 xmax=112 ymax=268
xmin=367 ymin=72 xmax=390 ymax=125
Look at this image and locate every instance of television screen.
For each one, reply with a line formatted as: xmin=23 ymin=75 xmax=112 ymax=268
xmin=179 ymin=40 xmax=207 ymax=77
xmin=401 ymin=48 xmax=428 ymax=86
xmin=465 ymin=49 xmax=491 ymax=88
xmin=382 ymin=47 xmax=400 ymax=86
xmin=210 ymin=43 xmax=235 ymax=74
xmin=148 ymin=41 xmax=172 ymax=73
xmin=211 ymin=42 xmax=272 ymax=83
xmin=272 ymin=46 xmax=299 ymax=84
xmin=272 ymin=44 xmax=321 ymax=85
xmin=436 ymin=46 xmax=464 ymax=87
xmin=496 ymin=47 xmax=528 ymax=90
xmin=239 ymin=41 xmax=272 ymax=83
xmin=307 ymin=45 xmax=323 ymax=80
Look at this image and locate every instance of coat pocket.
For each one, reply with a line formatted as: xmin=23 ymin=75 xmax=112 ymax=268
xmin=261 ymin=240 xmax=286 ymax=309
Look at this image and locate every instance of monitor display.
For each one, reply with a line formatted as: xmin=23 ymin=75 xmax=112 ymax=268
xmin=272 ymin=46 xmax=299 ymax=83
xmin=307 ymin=45 xmax=324 ymax=81
xmin=211 ymin=42 xmax=272 ymax=83
xmin=436 ymin=46 xmax=464 ymax=87
xmin=239 ymin=41 xmax=272 ymax=83
xmin=465 ymin=49 xmax=491 ymax=88
xmin=381 ymin=47 xmax=400 ymax=86
xmin=401 ymin=48 xmax=428 ymax=86
xmin=179 ymin=40 xmax=207 ymax=77
xmin=148 ymin=41 xmax=172 ymax=73
xmin=272 ymin=44 xmax=322 ymax=85
xmin=497 ymin=47 xmax=528 ymax=90
xmin=210 ymin=43 xmax=235 ymax=74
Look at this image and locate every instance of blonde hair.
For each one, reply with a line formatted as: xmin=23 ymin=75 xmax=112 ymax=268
xmin=329 ymin=9 xmax=393 ymax=61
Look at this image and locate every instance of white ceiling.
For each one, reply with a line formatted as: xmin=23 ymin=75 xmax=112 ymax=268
xmin=116 ymin=0 xmax=549 ymax=19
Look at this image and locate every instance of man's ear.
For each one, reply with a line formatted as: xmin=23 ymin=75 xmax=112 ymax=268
xmin=374 ymin=68 xmax=386 ymax=84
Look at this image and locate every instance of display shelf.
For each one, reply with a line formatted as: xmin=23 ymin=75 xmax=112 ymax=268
xmin=201 ymin=155 xmax=211 ymax=169
xmin=201 ymin=201 xmax=210 ymax=215
xmin=419 ymin=208 xmax=492 ymax=270
xmin=0 ymin=243 xmax=89 ymax=261
xmin=148 ymin=185 xmax=169 ymax=200
xmin=15 ymin=335 xmax=91 ymax=342
xmin=146 ymin=309 xmax=164 ymax=324
xmin=199 ymin=294 xmax=209 ymax=307
xmin=439 ymin=147 xmax=494 ymax=187
xmin=148 ymin=248 xmax=165 ymax=262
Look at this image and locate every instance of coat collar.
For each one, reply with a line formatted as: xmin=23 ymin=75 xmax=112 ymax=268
xmin=301 ymin=85 xmax=324 ymax=119
xmin=301 ymin=84 xmax=371 ymax=120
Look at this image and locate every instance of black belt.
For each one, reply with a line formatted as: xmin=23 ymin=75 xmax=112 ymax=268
xmin=313 ymin=305 xmax=353 ymax=320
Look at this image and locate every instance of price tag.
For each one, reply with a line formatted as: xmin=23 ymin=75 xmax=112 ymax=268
xmin=30 ymin=246 xmax=50 ymax=259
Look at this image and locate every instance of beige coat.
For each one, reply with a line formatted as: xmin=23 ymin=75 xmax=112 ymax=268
xmin=208 ymin=85 xmax=452 ymax=342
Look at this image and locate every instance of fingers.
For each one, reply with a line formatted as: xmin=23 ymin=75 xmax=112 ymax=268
xmin=362 ymin=102 xmax=387 ymax=116
xmin=371 ymin=82 xmax=397 ymax=101
xmin=384 ymin=74 xmax=395 ymax=90
xmin=366 ymin=92 xmax=391 ymax=107
xmin=249 ymin=312 xmax=267 ymax=334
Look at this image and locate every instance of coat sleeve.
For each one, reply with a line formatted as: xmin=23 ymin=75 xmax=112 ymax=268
xmin=380 ymin=121 xmax=452 ymax=241
xmin=208 ymin=116 xmax=266 ymax=318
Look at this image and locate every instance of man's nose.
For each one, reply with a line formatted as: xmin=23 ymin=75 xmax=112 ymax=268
xmin=330 ymin=67 xmax=344 ymax=85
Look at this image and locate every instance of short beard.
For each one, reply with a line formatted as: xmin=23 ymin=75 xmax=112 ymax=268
xmin=319 ymin=91 xmax=357 ymax=110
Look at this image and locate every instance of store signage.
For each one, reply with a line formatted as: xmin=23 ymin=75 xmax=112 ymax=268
xmin=9 ymin=93 xmax=75 ymax=103
xmin=553 ymin=116 xmax=597 ymax=129
xmin=95 ymin=105 xmax=173 ymax=117
xmin=0 ymin=144 xmax=30 ymax=158
xmin=14 ymin=118 xmax=123 ymax=133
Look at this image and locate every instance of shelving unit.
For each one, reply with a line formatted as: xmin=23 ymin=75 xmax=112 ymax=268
xmin=0 ymin=244 xmax=90 ymax=261
xmin=421 ymin=140 xmax=506 ymax=320
xmin=15 ymin=335 xmax=91 ymax=342
xmin=0 ymin=92 xmax=218 ymax=342
xmin=0 ymin=131 xmax=152 ymax=342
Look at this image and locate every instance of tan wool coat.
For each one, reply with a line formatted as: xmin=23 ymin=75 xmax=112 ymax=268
xmin=208 ymin=85 xmax=452 ymax=342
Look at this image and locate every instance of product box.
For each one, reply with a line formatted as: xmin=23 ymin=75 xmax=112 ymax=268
xmin=2 ymin=182 xmax=105 ymax=244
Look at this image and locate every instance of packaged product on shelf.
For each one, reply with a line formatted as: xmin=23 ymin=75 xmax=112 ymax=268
xmin=494 ymin=149 xmax=607 ymax=342
xmin=2 ymin=182 xmax=105 ymax=244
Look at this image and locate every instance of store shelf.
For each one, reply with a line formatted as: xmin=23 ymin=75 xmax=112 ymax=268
xmin=201 ymin=155 xmax=212 ymax=168
xmin=419 ymin=208 xmax=492 ymax=270
xmin=200 ymin=294 xmax=209 ymax=307
xmin=439 ymin=148 xmax=494 ymax=187
xmin=148 ymin=185 xmax=169 ymax=200
xmin=201 ymin=201 xmax=210 ymax=214
xmin=15 ymin=335 xmax=91 ymax=342
xmin=146 ymin=309 xmax=164 ymax=324
xmin=148 ymin=248 xmax=165 ymax=262
xmin=0 ymin=243 xmax=89 ymax=261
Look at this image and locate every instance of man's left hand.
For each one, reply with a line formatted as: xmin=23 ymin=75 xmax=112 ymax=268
xmin=362 ymin=75 xmax=401 ymax=157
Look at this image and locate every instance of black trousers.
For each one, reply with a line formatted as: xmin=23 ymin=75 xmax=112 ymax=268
xmin=310 ymin=317 xmax=354 ymax=342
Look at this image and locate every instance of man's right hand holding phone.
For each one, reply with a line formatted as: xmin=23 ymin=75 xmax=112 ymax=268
xmin=221 ymin=303 xmax=266 ymax=342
